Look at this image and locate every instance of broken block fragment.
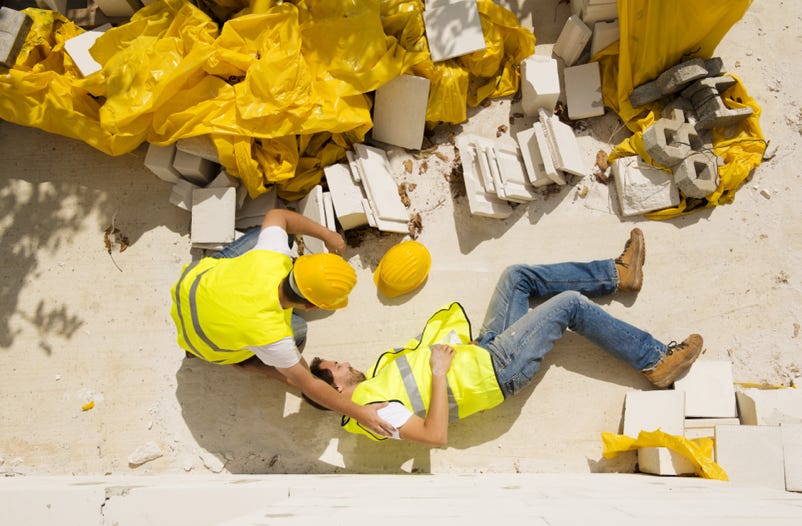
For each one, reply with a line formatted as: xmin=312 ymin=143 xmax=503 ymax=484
xmin=612 ymin=156 xmax=679 ymax=216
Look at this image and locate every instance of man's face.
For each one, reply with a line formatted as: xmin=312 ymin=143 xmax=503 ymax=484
xmin=318 ymin=359 xmax=366 ymax=389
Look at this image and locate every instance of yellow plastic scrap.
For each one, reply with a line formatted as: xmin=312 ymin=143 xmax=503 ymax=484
xmin=81 ymin=400 xmax=95 ymax=411
xmin=597 ymin=0 xmax=766 ymax=219
xmin=601 ymin=429 xmax=728 ymax=481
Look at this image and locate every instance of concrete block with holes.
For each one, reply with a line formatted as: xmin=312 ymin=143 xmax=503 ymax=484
xmin=674 ymin=360 xmax=738 ymax=418
xmin=642 ymin=119 xmax=701 ymax=167
xmin=672 ymin=151 xmax=720 ymax=199
xmin=0 ymin=7 xmax=33 ymax=68
xmin=553 ymin=15 xmax=591 ymax=67
xmin=520 ymin=55 xmax=561 ymax=115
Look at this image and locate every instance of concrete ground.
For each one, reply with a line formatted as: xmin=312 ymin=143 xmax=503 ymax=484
xmin=1 ymin=0 xmax=800 ymax=479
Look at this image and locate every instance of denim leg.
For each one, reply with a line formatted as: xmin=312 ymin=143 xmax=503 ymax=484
xmin=478 ymin=259 xmax=618 ymax=345
xmin=210 ymin=227 xmax=261 ymax=259
xmin=291 ymin=313 xmax=308 ymax=350
xmin=486 ymin=290 xmax=665 ymax=398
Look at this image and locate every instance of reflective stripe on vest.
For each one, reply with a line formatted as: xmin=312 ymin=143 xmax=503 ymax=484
xmin=396 ymin=355 xmax=458 ymax=422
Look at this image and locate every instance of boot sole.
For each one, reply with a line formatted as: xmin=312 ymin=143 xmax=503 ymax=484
xmin=628 ymin=228 xmax=645 ymax=291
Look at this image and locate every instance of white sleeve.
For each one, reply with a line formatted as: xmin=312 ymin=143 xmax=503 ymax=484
xmin=252 ymin=226 xmax=293 ymax=257
xmin=377 ymin=401 xmax=413 ymax=440
xmin=249 ymin=337 xmax=301 ymax=368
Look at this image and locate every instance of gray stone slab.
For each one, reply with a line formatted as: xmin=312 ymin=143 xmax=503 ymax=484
xmin=656 ymin=58 xmax=709 ymax=94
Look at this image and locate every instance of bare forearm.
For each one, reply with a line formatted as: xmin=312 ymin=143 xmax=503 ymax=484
xmin=422 ymin=375 xmax=449 ymax=445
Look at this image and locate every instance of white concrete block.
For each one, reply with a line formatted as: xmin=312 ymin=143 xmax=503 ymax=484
xmin=322 ymin=191 xmax=336 ymax=231
xmin=63 ymin=24 xmax=111 ymax=78
xmin=582 ymin=2 xmax=618 ymax=25
xmin=623 ymin=390 xmax=685 ymax=437
xmin=345 ymin=150 xmax=361 ymax=183
xmin=539 ymin=109 xmax=588 ymax=177
xmin=235 ymin=191 xmax=278 ymax=230
xmin=532 ymin=122 xmax=565 ymax=185
xmin=591 ymin=19 xmax=619 ymax=58
xmin=564 ymin=62 xmax=604 ymax=120
xmin=372 ymin=75 xmax=431 ymax=150
xmin=94 ymin=0 xmax=138 ymax=17
xmin=515 ymin=127 xmax=555 ymax=187
xmin=552 ymin=15 xmax=591 ymax=67
xmin=352 ymin=144 xmax=408 ymax=222
xmin=493 ymin=146 xmax=536 ymax=202
xmin=361 ymin=198 xmax=409 ymax=233
xmin=176 ymin=135 xmax=220 ymax=164
xmin=173 ymin=150 xmax=218 ymax=186
xmin=637 ymin=447 xmax=696 ymax=476
xmin=674 ymin=360 xmax=738 ymax=418
xmin=323 ymin=163 xmax=368 ymax=230
xmin=423 ymin=0 xmax=486 ymax=62
xmin=191 ymin=187 xmax=236 ymax=245
xmin=611 ymin=156 xmax=679 ymax=217
xmin=144 ymin=143 xmax=182 ymax=184
xmin=715 ymin=425 xmax=785 ymax=490
xmin=294 ymin=185 xmax=330 ymax=254
xmin=0 ymin=7 xmax=33 ymax=68
xmin=736 ymin=388 xmax=802 ymax=426
xmin=455 ymin=135 xmax=513 ymax=218
xmin=168 ymin=179 xmax=199 ymax=211
xmin=520 ymin=55 xmax=561 ymax=116
xmin=782 ymin=423 xmax=802 ymax=492
xmin=684 ymin=417 xmax=739 ymax=440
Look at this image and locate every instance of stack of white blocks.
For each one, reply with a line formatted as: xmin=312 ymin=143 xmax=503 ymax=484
xmin=624 ymin=358 xmax=802 ymax=492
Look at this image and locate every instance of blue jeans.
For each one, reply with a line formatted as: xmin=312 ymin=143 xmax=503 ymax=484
xmin=209 ymin=227 xmax=307 ymax=349
xmin=476 ymin=260 xmax=666 ymax=398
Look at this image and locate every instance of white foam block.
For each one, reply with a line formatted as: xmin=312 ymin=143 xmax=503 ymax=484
xmin=564 ymin=62 xmax=604 ymax=120
xmin=674 ymin=360 xmax=738 ymax=418
xmin=372 ymin=75 xmax=431 ymax=150
xmin=64 ymin=24 xmax=111 ymax=77
xmin=191 ymin=187 xmax=236 ymax=245
xmin=423 ymin=0 xmax=486 ymax=62
xmin=520 ymin=55 xmax=561 ymax=116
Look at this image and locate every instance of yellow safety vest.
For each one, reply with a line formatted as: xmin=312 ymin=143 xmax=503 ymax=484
xmin=170 ymin=250 xmax=294 ymax=364
xmin=342 ymin=302 xmax=504 ymax=440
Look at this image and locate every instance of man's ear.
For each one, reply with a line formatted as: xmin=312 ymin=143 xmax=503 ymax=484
xmin=336 ymin=385 xmax=343 ymax=393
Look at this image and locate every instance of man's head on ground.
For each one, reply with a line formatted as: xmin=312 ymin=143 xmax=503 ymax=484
xmin=289 ymin=253 xmax=357 ymax=310
xmin=310 ymin=357 xmax=366 ymax=392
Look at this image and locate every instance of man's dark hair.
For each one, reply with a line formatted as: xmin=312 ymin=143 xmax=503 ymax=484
xmin=302 ymin=357 xmax=335 ymax=411
xmin=281 ymin=276 xmax=315 ymax=308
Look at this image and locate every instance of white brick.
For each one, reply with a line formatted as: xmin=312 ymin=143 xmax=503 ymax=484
xmin=684 ymin=417 xmax=739 ymax=440
xmin=564 ymin=62 xmax=604 ymax=120
xmin=582 ymin=2 xmax=618 ymax=25
xmin=736 ymin=387 xmax=802 ymax=426
xmin=539 ymin=109 xmax=588 ymax=177
xmin=624 ymin=390 xmax=685 ymax=437
xmin=63 ymin=24 xmax=111 ymax=77
xmin=520 ymin=55 xmax=561 ymax=116
xmin=552 ymin=15 xmax=591 ymax=67
xmin=144 ymin=143 xmax=182 ymax=184
xmin=674 ymin=360 xmax=738 ymax=418
xmin=352 ymin=144 xmax=408 ymax=223
xmin=235 ymin=191 xmax=278 ymax=230
xmin=423 ymin=0 xmax=485 ymax=62
xmin=591 ymin=19 xmax=619 ymax=58
xmin=454 ymin=135 xmax=513 ymax=219
xmin=293 ymin=185 xmax=331 ymax=254
xmin=782 ymin=423 xmax=802 ymax=492
xmin=515 ymin=127 xmax=555 ymax=187
xmin=168 ymin=179 xmax=198 ymax=211
xmin=176 ymin=135 xmax=220 ymax=164
xmin=372 ymin=75 xmax=430 ymax=150
xmin=715 ymin=425 xmax=785 ymax=490
xmin=172 ymin=150 xmax=218 ymax=186
xmin=612 ymin=156 xmax=679 ymax=217
xmin=323 ymin=163 xmax=368 ymax=230
xmin=191 ymin=187 xmax=236 ymax=245
xmin=532 ymin=122 xmax=565 ymax=185
xmin=637 ymin=447 xmax=696 ymax=476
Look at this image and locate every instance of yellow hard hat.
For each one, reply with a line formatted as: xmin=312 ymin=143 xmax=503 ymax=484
xmin=373 ymin=241 xmax=432 ymax=298
xmin=293 ymin=253 xmax=357 ymax=310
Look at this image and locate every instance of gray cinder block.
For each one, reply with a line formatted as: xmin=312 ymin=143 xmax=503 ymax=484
xmin=0 ymin=7 xmax=33 ymax=68
xmin=642 ymin=119 xmax=700 ymax=167
xmin=672 ymin=151 xmax=720 ymax=199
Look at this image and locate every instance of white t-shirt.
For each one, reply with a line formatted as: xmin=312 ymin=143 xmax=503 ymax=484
xmin=245 ymin=226 xmax=300 ymax=368
xmin=377 ymin=401 xmax=413 ymax=440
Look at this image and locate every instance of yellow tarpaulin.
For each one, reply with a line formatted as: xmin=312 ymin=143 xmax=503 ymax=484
xmin=597 ymin=0 xmax=766 ymax=219
xmin=602 ymin=429 xmax=728 ymax=481
xmin=0 ymin=0 xmax=534 ymax=201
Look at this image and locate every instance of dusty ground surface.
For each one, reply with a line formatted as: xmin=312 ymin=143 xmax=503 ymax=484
xmin=1 ymin=1 xmax=800 ymax=477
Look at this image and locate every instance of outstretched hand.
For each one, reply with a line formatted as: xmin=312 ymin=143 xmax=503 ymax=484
xmin=357 ymin=402 xmax=395 ymax=437
xmin=430 ymin=344 xmax=455 ymax=376
xmin=324 ymin=232 xmax=346 ymax=256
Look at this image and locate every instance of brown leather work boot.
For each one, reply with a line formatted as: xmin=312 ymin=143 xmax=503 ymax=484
xmin=643 ymin=334 xmax=704 ymax=388
xmin=616 ymin=228 xmax=645 ymax=292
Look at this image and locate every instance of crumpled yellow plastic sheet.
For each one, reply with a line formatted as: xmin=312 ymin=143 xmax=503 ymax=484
xmin=601 ymin=429 xmax=728 ymax=481
xmin=596 ymin=0 xmax=766 ymax=219
xmin=0 ymin=0 xmax=534 ymax=201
